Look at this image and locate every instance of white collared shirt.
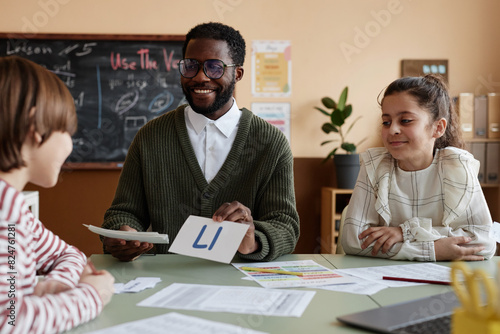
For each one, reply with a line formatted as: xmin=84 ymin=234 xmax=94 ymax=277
xmin=185 ymin=99 xmax=241 ymax=183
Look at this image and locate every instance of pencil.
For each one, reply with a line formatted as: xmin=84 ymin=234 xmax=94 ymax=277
xmin=240 ymin=266 xmax=304 ymax=276
xmin=382 ymin=276 xmax=450 ymax=285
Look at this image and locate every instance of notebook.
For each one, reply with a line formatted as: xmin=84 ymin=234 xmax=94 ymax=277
xmin=337 ymin=291 xmax=459 ymax=333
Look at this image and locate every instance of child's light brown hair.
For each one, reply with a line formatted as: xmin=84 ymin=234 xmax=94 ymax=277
xmin=0 ymin=55 xmax=77 ymax=172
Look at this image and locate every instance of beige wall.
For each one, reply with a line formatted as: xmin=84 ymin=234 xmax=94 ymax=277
xmin=1 ymin=0 xmax=500 ymax=159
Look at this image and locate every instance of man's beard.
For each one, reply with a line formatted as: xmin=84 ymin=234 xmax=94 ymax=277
xmin=183 ymin=79 xmax=236 ymax=116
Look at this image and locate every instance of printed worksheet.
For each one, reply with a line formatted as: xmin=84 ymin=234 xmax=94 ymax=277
xmin=87 ymin=312 xmax=268 ymax=334
xmin=335 ymin=263 xmax=452 ymax=288
xmin=137 ymin=283 xmax=315 ymax=317
xmin=232 ymin=260 xmax=355 ymax=288
xmin=318 ymin=279 xmax=388 ymax=295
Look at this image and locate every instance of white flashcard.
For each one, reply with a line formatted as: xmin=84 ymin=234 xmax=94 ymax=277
xmin=168 ymin=215 xmax=249 ymax=263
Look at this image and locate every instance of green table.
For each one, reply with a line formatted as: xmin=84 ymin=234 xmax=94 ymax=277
xmin=65 ymin=254 xmax=498 ymax=333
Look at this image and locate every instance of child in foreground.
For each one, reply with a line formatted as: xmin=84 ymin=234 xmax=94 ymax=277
xmin=341 ymin=74 xmax=495 ymax=261
xmin=0 ymin=56 xmax=114 ymax=333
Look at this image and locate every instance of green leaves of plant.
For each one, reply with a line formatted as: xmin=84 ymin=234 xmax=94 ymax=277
xmin=330 ymin=109 xmax=345 ymax=127
xmin=343 ymin=104 xmax=352 ymax=118
xmin=322 ymin=123 xmax=338 ymax=134
xmin=341 ymin=142 xmax=356 ymax=153
xmin=315 ymin=86 xmax=365 ymax=157
xmin=337 ymin=87 xmax=348 ymax=110
xmin=314 ymin=106 xmax=331 ymax=117
xmin=321 ymin=97 xmax=336 ymax=109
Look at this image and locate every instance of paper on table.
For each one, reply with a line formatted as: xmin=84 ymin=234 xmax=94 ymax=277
xmin=137 ymin=283 xmax=315 ymax=317
xmin=318 ymin=279 xmax=388 ymax=295
xmin=87 ymin=312 xmax=268 ymax=334
xmin=83 ymin=224 xmax=169 ymax=244
xmin=233 ymin=260 xmax=356 ymax=288
xmin=114 ymin=277 xmax=162 ymax=294
xmin=335 ymin=263 xmax=452 ymax=288
xmin=489 ymin=221 xmax=500 ymax=243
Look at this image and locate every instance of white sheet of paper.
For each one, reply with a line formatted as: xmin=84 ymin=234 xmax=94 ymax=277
xmin=168 ymin=216 xmax=249 ymax=263
xmin=232 ymin=260 xmax=356 ymax=288
xmin=318 ymin=280 xmax=388 ymax=295
xmin=335 ymin=263 xmax=452 ymax=287
xmin=87 ymin=312 xmax=268 ymax=334
xmin=489 ymin=221 xmax=500 ymax=243
xmin=114 ymin=277 xmax=162 ymax=294
xmin=137 ymin=283 xmax=315 ymax=317
xmin=83 ymin=224 xmax=169 ymax=244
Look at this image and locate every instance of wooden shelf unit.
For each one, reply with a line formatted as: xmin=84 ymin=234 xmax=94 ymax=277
xmin=320 ymin=187 xmax=353 ymax=253
xmin=465 ymin=138 xmax=500 ymax=222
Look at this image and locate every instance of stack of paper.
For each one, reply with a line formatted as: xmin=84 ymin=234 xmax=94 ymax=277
xmin=83 ymin=224 xmax=169 ymax=244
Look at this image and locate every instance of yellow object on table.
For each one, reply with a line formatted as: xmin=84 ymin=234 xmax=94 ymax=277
xmin=451 ymin=262 xmax=500 ymax=334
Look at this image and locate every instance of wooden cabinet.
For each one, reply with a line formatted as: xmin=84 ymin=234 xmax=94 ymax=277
xmin=320 ymin=187 xmax=352 ymax=253
xmin=466 ymin=139 xmax=500 ymax=222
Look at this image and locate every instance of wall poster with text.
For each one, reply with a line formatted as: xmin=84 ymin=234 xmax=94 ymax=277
xmin=251 ymin=40 xmax=291 ymax=97
xmin=252 ymin=102 xmax=291 ymax=142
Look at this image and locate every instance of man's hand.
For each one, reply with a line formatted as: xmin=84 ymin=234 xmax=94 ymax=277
xmin=213 ymin=201 xmax=258 ymax=254
xmin=102 ymin=225 xmax=153 ymax=262
xmin=359 ymin=226 xmax=403 ymax=255
xmin=435 ymin=236 xmax=485 ymax=261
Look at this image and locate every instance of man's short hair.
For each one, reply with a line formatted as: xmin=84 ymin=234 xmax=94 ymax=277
xmin=183 ymin=22 xmax=246 ymax=66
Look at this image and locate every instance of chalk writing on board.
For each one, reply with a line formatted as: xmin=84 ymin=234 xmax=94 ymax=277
xmin=0 ymin=34 xmax=186 ymax=166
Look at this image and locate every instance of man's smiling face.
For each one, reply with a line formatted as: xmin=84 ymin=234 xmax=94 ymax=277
xmin=181 ymin=38 xmax=243 ymax=120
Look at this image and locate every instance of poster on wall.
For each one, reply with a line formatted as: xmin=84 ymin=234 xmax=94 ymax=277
xmin=251 ymin=40 xmax=292 ymax=97
xmin=252 ymin=102 xmax=291 ymax=142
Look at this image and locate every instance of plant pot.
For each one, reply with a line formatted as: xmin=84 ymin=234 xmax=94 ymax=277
xmin=333 ymin=154 xmax=360 ymax=189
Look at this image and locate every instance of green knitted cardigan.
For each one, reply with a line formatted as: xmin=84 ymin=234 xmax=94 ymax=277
xmin=102 ymin=105 xmax=300 ymax=261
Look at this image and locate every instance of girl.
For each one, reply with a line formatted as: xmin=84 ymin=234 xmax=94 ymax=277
xmin=341 ymin=74 xmax=496 ymax=261
xmin=0 ymin=56 xmax=114 ymax=333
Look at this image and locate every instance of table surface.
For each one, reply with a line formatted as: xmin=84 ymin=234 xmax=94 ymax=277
xmin=65 ymin=254 xmax=499 ymax=333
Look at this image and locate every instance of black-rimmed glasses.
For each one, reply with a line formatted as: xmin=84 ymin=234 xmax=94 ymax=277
xmin=178 ymin=59 xmax=239 ymax=79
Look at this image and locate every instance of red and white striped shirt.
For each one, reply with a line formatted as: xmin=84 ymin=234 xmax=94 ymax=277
xmin=0 ymin=179 xmax=102 ymax=334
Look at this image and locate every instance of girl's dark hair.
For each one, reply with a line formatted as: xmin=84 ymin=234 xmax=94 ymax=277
xmin=379 ymin=74 xmax=464 ymax=150
xmin=0 ymin=55 xmax=77 ymax=172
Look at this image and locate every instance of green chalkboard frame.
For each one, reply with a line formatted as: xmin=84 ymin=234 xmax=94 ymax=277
xmin=0 ymin=33 xmax=185 ymax=170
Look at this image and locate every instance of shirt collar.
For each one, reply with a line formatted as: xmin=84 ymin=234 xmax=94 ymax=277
xmin=186 ymin=98 xmax=241 ymax=137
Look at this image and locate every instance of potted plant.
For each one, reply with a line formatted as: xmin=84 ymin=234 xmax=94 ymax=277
xmin=315 ymin=86 xmax=366 ymax=189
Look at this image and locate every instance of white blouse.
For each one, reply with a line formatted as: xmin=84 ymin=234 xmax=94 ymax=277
xmin=341 ymin=147 xmax=496 ymax=261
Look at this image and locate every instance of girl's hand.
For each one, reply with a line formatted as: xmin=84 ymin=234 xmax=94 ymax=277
xmin=80 ymin=269 xmax=115 ymax=306
xmin=434 ymin=236 xmax=485 ymax=261
xmin=359 ymin=226 xmax=403 ymax=255
xmin=34 ymin=280 xmax=71 ymax=296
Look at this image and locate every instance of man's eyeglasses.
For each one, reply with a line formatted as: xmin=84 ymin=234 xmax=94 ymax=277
xmin=178 ymin=59 xmax=239 ymax=80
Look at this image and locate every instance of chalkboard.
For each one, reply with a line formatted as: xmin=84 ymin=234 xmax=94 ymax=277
xmin=0 ymin=33 xmax=186 ymax=168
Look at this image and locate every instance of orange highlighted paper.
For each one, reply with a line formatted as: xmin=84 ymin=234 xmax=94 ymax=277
xmin=233 ymin=260 xmax=355 ymax=288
